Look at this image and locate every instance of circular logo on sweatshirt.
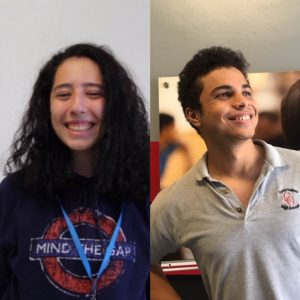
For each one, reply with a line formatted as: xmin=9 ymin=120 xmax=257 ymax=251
xmin=30 ymin=208 xmax=135 ymax=297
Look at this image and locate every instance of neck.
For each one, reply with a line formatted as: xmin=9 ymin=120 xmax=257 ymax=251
xmin=206 ymin=139 xmax=264 ymax=179
xmin=71 ymin=150 xmax=94 ymax=178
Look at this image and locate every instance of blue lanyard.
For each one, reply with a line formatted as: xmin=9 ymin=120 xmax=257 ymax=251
xmin=59 ymin=202 xmax=124 ymax=299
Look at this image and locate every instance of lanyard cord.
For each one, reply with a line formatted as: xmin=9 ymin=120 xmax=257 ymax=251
xmin=59 ymin=200 xmax=124 ymax=296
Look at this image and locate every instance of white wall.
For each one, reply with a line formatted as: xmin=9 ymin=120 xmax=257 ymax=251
xmin=0 ymin=0 xmax=149 ymax=177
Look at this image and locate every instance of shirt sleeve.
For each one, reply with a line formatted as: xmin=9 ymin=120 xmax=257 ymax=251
xmin=150 ymin=189 xmax=180 ymax=264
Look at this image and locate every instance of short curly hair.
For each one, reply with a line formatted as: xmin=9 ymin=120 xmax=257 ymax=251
xmin=178 ymin=46 xmax=249 ymax=132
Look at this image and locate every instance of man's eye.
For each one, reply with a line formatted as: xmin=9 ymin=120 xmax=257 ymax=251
xmin=243 ymin=91 xmax=252 ymax=97
xmin=216 ymin=92 xmax=231 ymax=99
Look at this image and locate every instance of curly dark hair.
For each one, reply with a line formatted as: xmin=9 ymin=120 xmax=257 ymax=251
xmin=281 ymin=79 xmax=300 ymax=150
xmin=178 ymin=46 xmax=249 ymax=132
xmin=5 ymin=43 xmax=149 ymax=202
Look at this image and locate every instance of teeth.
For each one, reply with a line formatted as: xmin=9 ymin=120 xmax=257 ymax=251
xmin=67 ymin=123 xmax=92 ymax=131
xmin=235 ymin=115 xmax=250 ymax=121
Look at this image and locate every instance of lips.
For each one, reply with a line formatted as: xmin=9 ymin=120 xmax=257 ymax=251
xmin=65 ymin=121 xmax=94 ymax=131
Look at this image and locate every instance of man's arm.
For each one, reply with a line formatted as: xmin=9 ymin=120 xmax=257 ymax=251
xmin=150 ymin=264 xmax=182 ymax=300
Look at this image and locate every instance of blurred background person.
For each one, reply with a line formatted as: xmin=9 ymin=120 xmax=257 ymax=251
xmin=254 ymin=111 xmax=285 ymax=147
xmin=159 ymin=113 xmax=191 ymax=189
xmin=281 ymin=79 xmax=300 ymax=150
xmin=159 ymin=113 xmax=193 ymax=260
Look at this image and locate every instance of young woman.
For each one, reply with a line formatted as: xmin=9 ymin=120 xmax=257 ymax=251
xmin=0 ymin=43 xmax=149 ymax=299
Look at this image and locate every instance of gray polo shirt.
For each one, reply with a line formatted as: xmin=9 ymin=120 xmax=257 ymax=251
xmin=151 ymin=141 xmax=300 ymax=300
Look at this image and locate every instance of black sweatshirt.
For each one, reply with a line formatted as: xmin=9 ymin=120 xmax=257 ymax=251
xmin=0 ymin=175 xmax=149 ymax=299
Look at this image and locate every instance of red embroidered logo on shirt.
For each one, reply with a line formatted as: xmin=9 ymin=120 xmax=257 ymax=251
xmin=279 ymin=188 xmax=300 ymax=210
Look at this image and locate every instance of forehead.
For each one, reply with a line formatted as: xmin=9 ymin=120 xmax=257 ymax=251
xmin=54 ymin=57 xmax=103 ymax=84
xmin=199 ymin=67 xmax=248 ymax=93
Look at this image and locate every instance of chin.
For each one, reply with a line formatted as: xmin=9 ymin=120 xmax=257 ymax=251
xmin=67 ymin=142 xmax=96 ymax=153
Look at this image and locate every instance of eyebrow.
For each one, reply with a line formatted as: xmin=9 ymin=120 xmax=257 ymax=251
xmin=52 ymin=82 xmax=104 ymax=92
xmin=211 ymin=83 xmax=252 ymax=94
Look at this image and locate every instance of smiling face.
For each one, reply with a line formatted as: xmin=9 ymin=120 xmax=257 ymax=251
xmin=186 ymin=67 xmax=258 ymax=145
xmin=50 ymin=57 xmax=105 ymax=159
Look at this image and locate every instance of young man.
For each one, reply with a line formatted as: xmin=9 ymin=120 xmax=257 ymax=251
xmin=151 ymin=46 xmax=300 ymax=300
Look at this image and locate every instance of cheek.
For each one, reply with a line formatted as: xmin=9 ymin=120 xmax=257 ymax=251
xmin=50 ymin=106 xmax=58 ymax=127
xmin=205 ymin=106 xmax=225 ymax=120
xmin=50 ymin=113 xmax=59 ymax=136
xmin=94 ymin=100 xmax=106 ymax=119
xmin=50 ymin=100 xmax=67 ymax=120
xmin=49 ymin=100 xmax=57 ymax=119
xmin=49 ymin=103 xmax=55 ymax=124
xmin=49 ymin=102 xmax=64 ymax=133
xmin=253 ymin=114 xmax=259 ymax=127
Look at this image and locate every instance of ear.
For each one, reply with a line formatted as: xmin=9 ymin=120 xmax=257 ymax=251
xmin=185 ymin=107 xmax=202 ymax=128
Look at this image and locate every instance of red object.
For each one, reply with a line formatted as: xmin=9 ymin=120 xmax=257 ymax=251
xmin=150 ymin=141 xmax=160 ymax=202
xmin=161 ymin=260 xmax=201 ymax=276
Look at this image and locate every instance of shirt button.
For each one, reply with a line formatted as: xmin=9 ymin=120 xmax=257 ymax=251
xmin=236 ymin=207 xmax=243 ymax=213
xmin=223 ymin=189 xmax=229 ymax=195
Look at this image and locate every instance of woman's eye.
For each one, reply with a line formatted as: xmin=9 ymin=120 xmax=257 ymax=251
xmin=87 ymin=91 xmax=104 ymax=98
xmin=57 ymin=93 xmax=71 ymax=99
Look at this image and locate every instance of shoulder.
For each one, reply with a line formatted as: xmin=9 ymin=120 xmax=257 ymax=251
xmin=0 ymin=173 xmax=22 ymax=193
xmin=274 ymin=146 xmax=300 ymax=159
xmin=0 ymin=172 xmax=38 ymax=208
xmin=152 ymin=161 xmax=203 ymax=212
xmin=267 ymin=143 xmax=300 ymax=166
xmin=0 ymin=174 xmax=21 ymax=205
xmin=256 ymin=140 xmax=300 ymax=168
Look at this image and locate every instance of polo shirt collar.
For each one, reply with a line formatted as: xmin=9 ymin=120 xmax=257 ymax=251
xmin=195 ymin=140 xmax=288 ymax=182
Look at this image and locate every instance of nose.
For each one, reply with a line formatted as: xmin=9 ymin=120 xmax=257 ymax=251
xmin=70 ymin=92 xmax=86 ymax=114
xmin=232 ymin=93 xmax=248 ymax=110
